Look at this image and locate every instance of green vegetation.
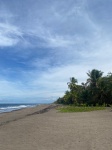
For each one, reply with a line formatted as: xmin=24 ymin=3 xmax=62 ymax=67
xmin=58 ymin=106 xmax=106 ymax=113
xmin=55 ymin=69 xmax=112 ymax=107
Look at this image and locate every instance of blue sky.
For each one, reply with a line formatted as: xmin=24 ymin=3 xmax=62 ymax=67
xmin=0 ymin=0 xmax=112 ymax=103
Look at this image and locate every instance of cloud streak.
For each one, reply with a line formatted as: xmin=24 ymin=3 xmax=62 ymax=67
xmin=0 ymin=0 xmax=112 ymax=103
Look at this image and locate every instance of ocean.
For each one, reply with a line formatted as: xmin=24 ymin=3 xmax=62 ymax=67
xmin=0 ymin=104 xmax=37 ymax=113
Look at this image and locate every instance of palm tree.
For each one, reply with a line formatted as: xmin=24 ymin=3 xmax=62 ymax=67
xmin=67 ymin=77 xmax=78 ymax=92
xmin=98 ymin=74 xmax=112 ymax=106
xmin=67 ymin=77 xmax=78 ymax=105
xmin=85 ymin=69 xmax=103 ymax=106
xmin=86 ymin=69 xmax=103 ymax=87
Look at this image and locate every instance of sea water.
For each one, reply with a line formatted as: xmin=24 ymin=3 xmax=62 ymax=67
xmin=0 ymin=104 xmax=37 ymax=113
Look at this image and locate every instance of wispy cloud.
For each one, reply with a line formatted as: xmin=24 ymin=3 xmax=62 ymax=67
xmin=0 ymin=0 xmax=112 ymax=102
xmin=0 ymin=22 xmax=23 ymax=46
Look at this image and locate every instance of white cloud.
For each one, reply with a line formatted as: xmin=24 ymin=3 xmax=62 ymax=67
xmin=0 ymin=22 xmax=23 ymax=47
xmin=0 ymin=0 xmax=100 ymax=49
xmin=0 ymin=0 xmax=112 ymax=103
xmin=0 ymin=62 xmax=89 ymax=102
xmin=0 ymin=46 xmax=111 ymax=103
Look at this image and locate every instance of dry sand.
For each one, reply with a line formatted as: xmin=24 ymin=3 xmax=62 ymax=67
xmin=0 ymin=104 xmax=112 ymax=150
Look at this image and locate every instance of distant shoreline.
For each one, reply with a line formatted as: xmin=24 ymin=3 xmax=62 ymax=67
xmin=0 ymin=104 xmax=58 ymax=126
xmin=0 ymin=103 xmax=38 ymax=114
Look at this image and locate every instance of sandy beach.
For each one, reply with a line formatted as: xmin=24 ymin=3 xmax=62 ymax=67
xmin=0 ymin=104 xmax=112 ymax=150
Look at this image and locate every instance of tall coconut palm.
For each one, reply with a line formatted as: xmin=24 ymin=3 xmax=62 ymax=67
xmin=67 ymin=77 xmax=78 ymax=92
xmin=86 ymin=69 xmax=103 ymax=105
xmin=86 ymin=69 xmax=103 ymax=88
xmin=67 ymin=77 xmax=78 ymax=105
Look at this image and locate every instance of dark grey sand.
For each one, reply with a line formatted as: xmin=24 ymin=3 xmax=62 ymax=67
xmin=0 ymin=104 xmax=112 ymax=150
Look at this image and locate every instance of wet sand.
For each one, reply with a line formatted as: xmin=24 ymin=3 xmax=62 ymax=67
xmin=0 ymin=104 xmax=112 ymax=150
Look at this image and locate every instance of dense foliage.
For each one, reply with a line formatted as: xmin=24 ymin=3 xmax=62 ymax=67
xmin=55 ymin=69 xmax=112 ymax=106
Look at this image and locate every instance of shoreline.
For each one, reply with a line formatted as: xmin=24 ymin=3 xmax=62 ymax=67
xmin=0 ymin=104 xmax=58 ymax=127
xmin=0 ymin=104 xmax=112 ymax=150
xmin=0 ymin=103 xmax=39 ymax=114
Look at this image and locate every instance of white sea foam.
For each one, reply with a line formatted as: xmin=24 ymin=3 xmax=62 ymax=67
xmin=0 ymin=104 xmax=36 ymax=113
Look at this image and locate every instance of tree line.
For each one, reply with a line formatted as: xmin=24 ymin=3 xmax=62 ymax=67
xmin=55 ymin=69 xmax=112 ymax=106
